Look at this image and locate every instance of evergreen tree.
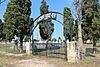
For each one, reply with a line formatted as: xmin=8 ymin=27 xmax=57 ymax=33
xmin=58 ymin=37 xmax=62 ymax=43
xmin=39 ymin=0 xmax=54 ymax=40
xmin=0 ymin=19 xmax=3 ymax=39
xmin=82 ymin=0 xmax=100 ymax=52
xmin=4 ymin=0 xmax=16 ymax=41
xmin=4 ymin=0 xmax=32 ymax=52
xmin=63 ymin=7 xmax=75 ymax=41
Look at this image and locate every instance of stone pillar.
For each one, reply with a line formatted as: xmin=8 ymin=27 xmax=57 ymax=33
xmin=67 ymin=41 xmax=77 ymax=63
xmin=26 ymin=42 xmax=32 ymax=55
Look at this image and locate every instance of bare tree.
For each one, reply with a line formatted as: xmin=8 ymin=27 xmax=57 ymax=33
xmin=70 ymin=0 xmax=84 ymax=60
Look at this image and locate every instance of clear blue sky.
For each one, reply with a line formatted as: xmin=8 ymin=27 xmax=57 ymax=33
xmin=0 ymin=0 xmax=75 ymax=40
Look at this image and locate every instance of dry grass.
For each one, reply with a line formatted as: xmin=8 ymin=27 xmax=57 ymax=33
xmin=0 ymin=43 xmax=100 ymax=67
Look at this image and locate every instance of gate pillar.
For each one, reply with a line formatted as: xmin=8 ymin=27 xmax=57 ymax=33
xmin=67 ymin=41 xmax=77 ymax=63
xmin=26 ymin=42 xmax=32 ymax=55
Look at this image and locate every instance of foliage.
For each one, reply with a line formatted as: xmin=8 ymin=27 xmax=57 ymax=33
xmin=3 ymin=0 xmax=16 ymax=40
xmin=82 ymin=0 xmax=100 ymax=47
xmin=0 ymin=19 xmax=3 ymax=39
xmin=52 ymin=38 xmax=57 ymax=42
xmin=39 ymin=0 xmax=54 ymax=40
xmin=4 ymin=0 xmax=32 ymax=52
xmin=4 ymin=0 xmax=32 ymax=40
xmin=58 ymin=37 xmax=61 ymax=40
xmin=63 ymin=7 xmax=76 ymax=41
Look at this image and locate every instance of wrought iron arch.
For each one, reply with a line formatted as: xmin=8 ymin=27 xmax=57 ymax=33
xmin=30 ymin=11 xmax=74 ymax=43
xmin=30 ymin=11 xmax=73 ymax=42
xmin=0 ymin=0 xmax=6 ymax=4
xmin=30 ymin=11 xmax=74 ymax=60
xmin=30 ymin=11 xmax=65 ymax=35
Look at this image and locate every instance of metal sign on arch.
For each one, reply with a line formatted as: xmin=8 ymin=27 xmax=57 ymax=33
xmin=30 ymin=11 xmax=64 ymax=35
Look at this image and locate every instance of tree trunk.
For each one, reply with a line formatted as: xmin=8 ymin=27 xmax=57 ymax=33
xmin=76 ymin=1 xmax=84 ymax=60
xmin=15 ymin=43 xmax=19 ymax=52
xmin=93 ymin=36 xmax=96 ymax=53
xmin=65 ymin=37 xmax=68 ymax=61
xmin=46 ymin=40 xmax=49 ymax=57
xmin=69 ymin=35 xmax=71 ymax=42
xmin=20 ymin=36 xmax=24 ymax=53
xmin=77 ymin=22 xmax=84 ymax=60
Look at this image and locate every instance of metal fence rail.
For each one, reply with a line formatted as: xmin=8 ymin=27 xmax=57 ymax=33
xmin=32 ymin=42 xmax=66 ymax=59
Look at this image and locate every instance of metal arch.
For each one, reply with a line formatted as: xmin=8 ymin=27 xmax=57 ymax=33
xmin=0 ymin=0 xmax=6 ymax=4
xmin=33 ymin=11 xmax=64 ymax=23
xmin=30 ymin=11 xmax=64 ymax=35
xmin=31 ymin=19 xmax=63 ymax=35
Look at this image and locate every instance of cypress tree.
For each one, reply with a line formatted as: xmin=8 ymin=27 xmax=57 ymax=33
xmin=39 ymin=0 xmax=54 ymax=40
xmin=0 ymin=19 xmax=3 ymax=39
xmin=4 ymin=0 xmax=32 ymax=52
xmin=63 ymin=7 xmax=75 ymax=41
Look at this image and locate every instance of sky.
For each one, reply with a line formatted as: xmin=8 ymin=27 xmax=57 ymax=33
xmin=0 ymin=0 xmax=75 ymax=40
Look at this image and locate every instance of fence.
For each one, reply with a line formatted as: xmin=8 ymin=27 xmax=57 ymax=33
xmin=0 ymin=41 xmax=26 ymax=54
xmin=0 ymin=42 xmax=16 ymax=53
xmin=32 ymin=41 xmax=67 ymax=60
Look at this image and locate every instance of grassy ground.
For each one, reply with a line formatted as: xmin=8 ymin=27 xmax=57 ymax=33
xmin=46 ymin=44 xmax=100 ymax=67
xmin=0 ymin=44 xmax=15 ymax=53
xmin=0 ymin=54 xmax=35 ymax=67
xmin=31 ymin=43 xmax=100 ymax=67
xmin=0 ymin=44 xmax=22 ymax=53
xmin=0 ymin=43 xmax=100 ymax=67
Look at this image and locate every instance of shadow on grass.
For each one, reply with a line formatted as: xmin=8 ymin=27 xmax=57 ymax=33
xmin=85 ymin=48 xmax=96 ymax=57
xmin=85 ymin=53 xmax=96 ymax=57
xmin=47 ymin=55 xmax=65 ymax=60
xmin=32 ymin=52 xmax=46 ymax=56
xmin=96 ymin=45 xmax=100 ymax=47
xmin=32 ymin=49 xmax=47 ymax=56
xmin=34 ymin=49 xmax=47 ymax=52
xmin=86 ymin=48 xmax=94 ymax=53
xmin=86 ymin=47 xmax=100 ymax=53
xmin=32 ymin=49 xmax=66 ymax=60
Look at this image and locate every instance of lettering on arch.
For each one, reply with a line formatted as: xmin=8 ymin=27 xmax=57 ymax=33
xmin=37 ymin=13 xmax=57 ymax=22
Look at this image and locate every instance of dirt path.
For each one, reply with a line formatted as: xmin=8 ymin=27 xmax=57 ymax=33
xmin=3 ymin=54 xmax=100 ymax=67
xmin=4 ymin=58 xmax=55 ymax=67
